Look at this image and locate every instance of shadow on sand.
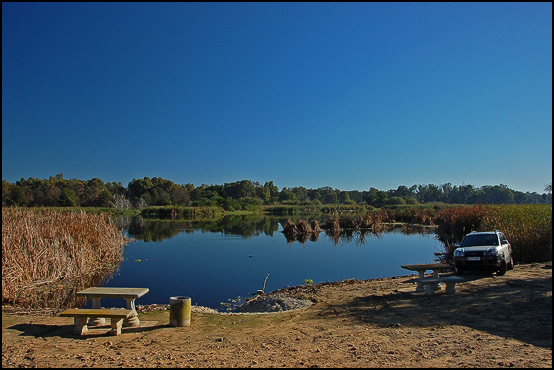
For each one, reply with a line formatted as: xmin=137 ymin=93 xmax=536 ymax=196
xmin=7 ymin=320 xmax=170 ymax=340
xmin=316 ymin=269 xmax=552 ymax=349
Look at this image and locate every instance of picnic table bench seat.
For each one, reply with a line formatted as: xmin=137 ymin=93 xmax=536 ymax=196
xmin=415 ymin=276 xmax=465 ymax=296
xmin=400 ymin=263 xmax=455 ymax=293
xmin=60 ymin=308 xmax=134 ymax=336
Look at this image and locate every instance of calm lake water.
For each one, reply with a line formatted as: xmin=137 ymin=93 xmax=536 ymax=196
xmin=86 ymin=216 xmax=444 ymax=311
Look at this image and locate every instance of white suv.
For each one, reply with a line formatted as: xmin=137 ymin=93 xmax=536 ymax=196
xmin=453 ymin=231 xmax=514 ymax=276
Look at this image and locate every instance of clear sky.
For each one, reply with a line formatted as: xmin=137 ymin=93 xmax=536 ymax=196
xmin=2 ymin=3 xmax=552 ymax=194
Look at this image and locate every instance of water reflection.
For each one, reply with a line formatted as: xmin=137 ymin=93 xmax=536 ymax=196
xmin=117 ymin=215 xmax=437 ymax=246
xmin=116 ymin=215 xmax=281 ymax=242
xmin=281 ymin=224 xmax=388 ymax=245
xmin=282 ymin=221 xmax=436 ymax=247
xmin=284 ymin=231 xmax=322 ymax=244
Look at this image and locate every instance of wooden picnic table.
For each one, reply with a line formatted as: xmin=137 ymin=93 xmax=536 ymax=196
xmin=76 ymin=287 xmax=149 ymax=327
xmin=400 ymin=263 xmax=453 ymax=292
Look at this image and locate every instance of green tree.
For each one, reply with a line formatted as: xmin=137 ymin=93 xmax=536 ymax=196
xmin=171 ymin=188 xmax=191 ymax=205
xmin=83 ymin=178 xmax=107 ymax=206
xmin=219 ymin=197 xmax=242 ymax=211
xmin=96 ymin=190 xmax=112 ymax=207
xmin=391 ymin=185 xmax=411 ymax=198
xmin=2 ymin=180 xmax=12 ymax=205
xmin=386 ymin=196 xmax=406 ymax=206
xmin=151 ymin=188 xmax=171 ymax=206
xmin=319 ymin=186 xmax=338 ymax=204
xmin=106 ymin=181 xmax=126 ymax=196
xmin=59 ymin=188 xmax=77 ymax=207
xmin=44 ymin=187 xmax=61 ymax=206
xmin=291 ymin=186 xmax=308 ymax=203
xmin=307 ymin=188 xmax=321 ymax=203
xmin=128 ymin=177 xmax=154 ymax=201
xmin=9 ymin=185 xmax=27 ymax=206
xmin=262 ymin=181 xmax=279 ymax=204
xmin=338 ymin=191 xmax=351 ymax=204
xmin=543 ymin=182 xmax=552 ymax=204
xmin=278 ymin=187 xmax=297 ymax=203
xmin=366 ymin=188 xmax=388 ymax=208
xmin=223 ymin=180 xmax=256 ymax=199
xmin=240 ymin=196 xmax=263 ymax=210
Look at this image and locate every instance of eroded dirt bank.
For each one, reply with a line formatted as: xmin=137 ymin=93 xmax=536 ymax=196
xmin=2 ymin=263 xmax=552 ymax=368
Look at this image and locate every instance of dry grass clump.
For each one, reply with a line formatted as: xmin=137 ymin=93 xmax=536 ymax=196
xmin=2 ymin=207 xmax=132 ymax=306
xmin=310 ymin=220 xmax=321 ymax=232
xmin=282 ymin=219 xmax=322 ymax=244
xmin=283 ymin=219 xmax=321 ymax=235
xmin=296 ymin=220 xmax=312 ymax=234
xmin=322 ymin=209 xmax=394 ymax=232
xmin=282 ymin=220 xmax=298 ymax=235
xmin=323 ymin=215 xmax=342 ymax=234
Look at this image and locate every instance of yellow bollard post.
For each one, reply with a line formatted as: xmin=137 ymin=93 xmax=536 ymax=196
xmin=169 ymin=296 xmax=191 ymax=327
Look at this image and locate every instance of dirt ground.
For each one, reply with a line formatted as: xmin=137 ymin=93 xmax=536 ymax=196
xmin=2 ymin=262 xmax=552 ymax=368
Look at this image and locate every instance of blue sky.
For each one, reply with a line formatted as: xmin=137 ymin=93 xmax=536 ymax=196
xmin=2 ymin=3 xmax=552 ymax=193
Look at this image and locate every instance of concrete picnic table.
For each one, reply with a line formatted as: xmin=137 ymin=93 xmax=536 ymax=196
xmin=400 ymin=263 xmax=453 ymax=292
xmin=76 ymin=287 xmax=149 ymax=327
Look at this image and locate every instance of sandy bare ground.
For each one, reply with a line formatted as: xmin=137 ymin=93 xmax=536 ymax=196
xmin=2 ymin=262 xmax=551 ymax=368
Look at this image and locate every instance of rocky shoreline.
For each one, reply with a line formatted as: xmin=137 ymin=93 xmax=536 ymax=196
xmin=135 ymin=292 xmax=314 ymax=315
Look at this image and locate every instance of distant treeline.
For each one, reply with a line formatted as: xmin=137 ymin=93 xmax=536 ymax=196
xmin=2 ymin=174 xmax=552 ymax=210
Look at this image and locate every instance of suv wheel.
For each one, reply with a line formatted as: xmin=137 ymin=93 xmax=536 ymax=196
xmin=455 ymin=265 xmax=464 ymax=275
xmin=497 ymin=260 xmax=507 ymax=276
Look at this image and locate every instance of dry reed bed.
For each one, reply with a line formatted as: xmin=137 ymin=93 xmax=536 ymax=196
xmin=321 ymin=209 xmax=393 ymax=233
xmin=2 ymin=207 xmax=131 ymax=305
xmin=282 ymin=220 xmax=321 ymax=235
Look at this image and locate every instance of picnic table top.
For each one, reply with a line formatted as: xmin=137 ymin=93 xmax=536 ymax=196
xmin=400 ymin=263 xmax=452 ymax=271
xmin=60 ymin=308 xmax=134 ymax=317
xmin=76 ymin=287 xmax=149 ymax=298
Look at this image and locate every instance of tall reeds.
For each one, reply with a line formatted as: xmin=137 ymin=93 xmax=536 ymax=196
xmin=434 ymin=204 xmax=552 ymax=263
xmin=479 ymin=205 xmax=552 ymax=263
xmin=322 ymin=209 xmax=393 ymax=232
xmin=2 ymin=207 xmax=131 ymax=307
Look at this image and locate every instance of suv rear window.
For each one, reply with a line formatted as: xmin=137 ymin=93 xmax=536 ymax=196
xmin=461 ymin=234 xmax=499 ymax=247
